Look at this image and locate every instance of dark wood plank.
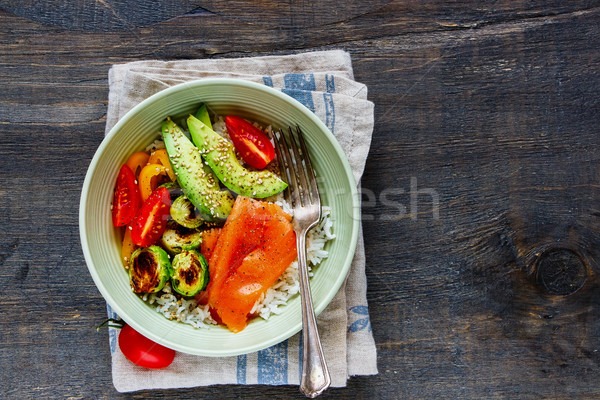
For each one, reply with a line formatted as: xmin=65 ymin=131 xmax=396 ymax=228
xmin=1 ymin=1 xmax=600 ymax=398
xmin=0 ymin=0 xmax=201 ymax=30
xmin=358 ymin=7 xmax=600 ymax=398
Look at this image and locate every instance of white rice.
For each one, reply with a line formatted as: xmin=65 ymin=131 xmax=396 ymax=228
xmin=145 ymin=138 xmax=165 ymax=152
xmin=143 ymin=285 xmax=217 ymax=329
xmin=211 ymin=116 xmax=228 ymax=138
xmin=144 ymin=203 xmax=334 ymax=328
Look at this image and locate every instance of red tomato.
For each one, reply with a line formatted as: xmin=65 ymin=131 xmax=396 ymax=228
xmin=118 ymin=324 xmax=175 ymax=369
xmin=225 ymin=115 xmax=275 ymax=169
xmin=112 ymin=164 xmax=142 ymax=227
xmin=130 ymin=186 xmax=171 ymax=247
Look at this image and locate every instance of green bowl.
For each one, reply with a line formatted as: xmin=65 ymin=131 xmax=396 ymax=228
xmin=79 ymin=79 xmax=359 ymax=356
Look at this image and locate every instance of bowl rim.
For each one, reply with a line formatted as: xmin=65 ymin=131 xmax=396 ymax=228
xmin=79 ymin=78 xmax=360 ymax=356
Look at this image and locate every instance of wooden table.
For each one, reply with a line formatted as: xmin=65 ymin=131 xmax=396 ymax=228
xmin=1 ymin=1 xmax=599 ymax=398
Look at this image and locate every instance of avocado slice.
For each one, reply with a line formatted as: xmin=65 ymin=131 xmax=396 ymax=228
xmin=195 ymin=103 xmax=213 ymax=129
xmin=192 ymin=104 xmax=219 ymax=185
xmin=187 ymin=115 xmax=288 ymax=198
xmin=162 ymin=119 xmax=234 ymax=221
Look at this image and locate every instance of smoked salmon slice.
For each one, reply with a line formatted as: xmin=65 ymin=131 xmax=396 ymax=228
xmin=199 ymin=227 xmax=222 ymax=263
xmin=195 ymin=227 xmax=222 ymax=306
xmin=204 ymin=196 xmax=297 ymax=332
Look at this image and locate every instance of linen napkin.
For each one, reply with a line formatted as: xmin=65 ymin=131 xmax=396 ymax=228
xmin=104 ymin=49 xmax=377 ymax=392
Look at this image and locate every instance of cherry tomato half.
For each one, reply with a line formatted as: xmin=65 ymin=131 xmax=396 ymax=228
xmin=130 ymin=186 xmax=171 ymax=247
xmin=112 ymin=164 xmax=142 ymax=227
xmin=118 ymin=324 xmax=175 ymax=369
xmin=225 ymin=115 xmax=275 ymax=169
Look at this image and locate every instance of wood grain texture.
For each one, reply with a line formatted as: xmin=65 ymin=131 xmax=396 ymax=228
xmin=1 ymin=1 xmax=600 ymax=398
xmin=0 ymin=0 xmax=202 ymax=31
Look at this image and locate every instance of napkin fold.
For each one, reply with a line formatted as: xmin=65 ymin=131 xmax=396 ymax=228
xmin=104 ymin=49 xmax=377 ymax=392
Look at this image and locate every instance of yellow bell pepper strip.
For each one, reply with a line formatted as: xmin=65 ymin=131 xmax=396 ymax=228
xmin=138 ymin=163 xmax=170 ymax=201
xmin=121 ymin=227 xmax=137 ymax=267
xmin=148 ymin=149 xmax=176 ymax=181
xmin=125 ymin=151 xmax=150 ymax=180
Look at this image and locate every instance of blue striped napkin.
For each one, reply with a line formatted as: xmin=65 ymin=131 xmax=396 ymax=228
xmin=105 ymin=50 xmax=377 ymax=392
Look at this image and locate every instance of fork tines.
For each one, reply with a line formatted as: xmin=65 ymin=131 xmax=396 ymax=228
xmin=273 ymin=126 xmax=320 ymax=209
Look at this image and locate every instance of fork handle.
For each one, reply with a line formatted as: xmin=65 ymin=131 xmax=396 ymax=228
xmin=297 ymin=231 xmax=331 ymax=398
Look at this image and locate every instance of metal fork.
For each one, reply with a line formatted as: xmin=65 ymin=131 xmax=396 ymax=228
xmin=273 ymin=126 xmax=331 ymax=398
